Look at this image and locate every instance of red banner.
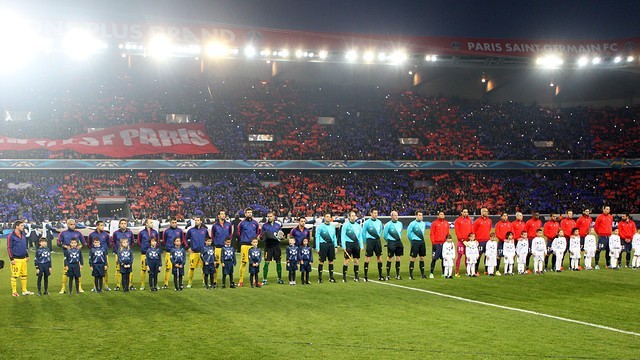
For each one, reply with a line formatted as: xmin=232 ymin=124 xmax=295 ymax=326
xmin=25 ymin=18 xmax=639 ymax=58
xmin=0 ymin=123 xmax=218 ymax=157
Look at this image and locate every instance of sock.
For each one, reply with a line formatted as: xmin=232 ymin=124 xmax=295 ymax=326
xmin=526 ymin=253 xmax=532 ymax=268
xmin=354 ymin=265 xmax=359 ymax=278
xmin=496 ymin=258 xmax=501 ymax=270
xmin=329 ymin=264 xmax=334 ymax=279
xmin=395 ymin=262 xmax=401 ymax=277
xmin=364 ymin=262 xmax=369 ymax=278
xmin=165 ymin=268 xmax=171 ymax=286
xmin=276 ymin=263 xmax=282 ymax=280
xmin=455 ymin=255 xmax=462 ymax=274
xmin=263 ymin=262 xmax=269 ymax=280
xmin=129 ymin=273 xmax=133 ymax=287
xmin=626 ymin=252 xmax=631 ymax=266
xmin=104 ymin=271 xmax=109 ymax=289
xmin=61 ymin=273 xmax=68 ymax=292
xmin=430 ymin=259 xmax=436 ymax=274
xmin=343 ymin=265 xmax=348 ymax=280
xmin=19 ymin=275 xmax=26 ymax=293
xmin=99 ymin=277 xmax=104 ymax=292
xmin=409 ymin=261 xmax=415 ymax=277
xmin=175 ymin=274 xmax=179 ymax=289
xmin=250 ymin=273 xmax=254 ymax=286
xmin=239 ymin=262 xmax=246 ymax=284
xmin=188 ymin=268 xmax=195 ymax=285
xmin=377 ymin=262 xmax=383 ymax=278
xmin=75 ymin=278 xmax=79 ymax=293
xmin=37 ymin=273 xmax=43 ymax=293
xmin=318 ymin=264 xmax=323 ymax=280
xmin=386 ymin=261 xmax=391 ymax=277
xmin=149 ymin=274 xmax=154 ymax=288
xmin=215 ymin=263 xmax=220 ymax=284
xmin=69 ymin=277 xmax=73 ymax=293
xmin=419 ymin=261 xmax=425 ymax=276
xmin=594 ymin=250 xmax=600 ymax=266
xmin=94 ymin=277 xmax=99 ymax=292
xmin=141 ymin=270 xmax=146 ymax=288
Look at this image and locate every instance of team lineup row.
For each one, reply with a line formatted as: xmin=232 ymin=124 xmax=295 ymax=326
xmin=6 ymin=206 xmax=640 ymax=296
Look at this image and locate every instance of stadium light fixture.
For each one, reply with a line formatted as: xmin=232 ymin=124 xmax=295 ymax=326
xmin=277 ymin=49 xmax=289 ymax=57
xmin=363 ymin=51 xmax=375 ymax=62
xmin=377 ymin=52 xmax=387 ymax=61
xmin=243 ymin=46 xmax=256 ymax=57
xmin=592 ymin=57 xmax=601 ymax=65
xmin=627 ymin=56 xmax=635 ymax=63
xmin=536 ymin=54 xmax=563 ymax=68
xmin=613 ymin=56 xmax=622 ymax=64
xmin=0 ymin=12 xmax=42 ymax=71
xmin=206 ymin=42 xmax=228 ymax=58
xmin=147 ymin=34 xmax=173 ymax=59
xmin=481 ymin=73 xmax=487 ymax=83
xmin=345 ymin=50 xmax=358 ymax=62
xmin=295 ymin=49 xmax=303 ymax=58
xmin=63 ymin=29 xmax=107 ymax=60
xmin=389 ymin=50 xmax=408 ymax=64
xmin=259 ymin=48 xmax=270 ymax=57
xmin=318 ymin=50 xmax=328 ymax=59
xmin=577 ymin=57 xmax=589 ymax=67
xmin=425 ymin=54 xmax=437 ymax=62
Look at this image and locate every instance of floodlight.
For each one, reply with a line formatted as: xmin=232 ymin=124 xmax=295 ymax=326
xmin=63 ymin=29 xmax=107 ymax=59
xmin=592 ymin=57 xmax=601 ymax=65
xmin=206 ymin=42 xmax=228 ymax=58
xmin=577 ymin=57 xmax=589 ymax=67
xmin=244 ymin=46 xmax=256 ymax=57
xmin=147 ymin=34 xmax=173 ymax=59
xmin=613 ymin=56 xmax=622 ymax=64
xmin=363 ymin=51 xmax=374 ymax=62
xmin=389 ymin=51 xmax=408 ymax=64
xmin=277 ymin=49 xmax=289 ymax=57
xmin=378 ymin=52 xmax=387 ymax=61
xmin=536 ymin=55 xmax=563 ymax=68
xmin=627 ymin=56 xmax=634 ymax=63
xmin=318 ymin=50 xmax=328 ymax=59
xmin=345 ymin=50 xmax=357 ymax=61
xmin=295 ymin=49 xmax=303 ymax=58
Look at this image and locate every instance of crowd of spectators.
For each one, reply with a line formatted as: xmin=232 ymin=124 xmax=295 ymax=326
xmin=1 ymin=170 xmax=639 ymax=224
xmin=2 ymin=73 xmax=639 ymax=161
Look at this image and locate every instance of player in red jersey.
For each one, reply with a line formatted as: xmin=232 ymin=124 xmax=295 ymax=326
xmin=472 ymin=208 xmax=492 ymax=275
xmin=453 ymin=209 xmax=472 ymax=277
xmin=618 ymin=213 xmax=637 ymax=268
xmin=594 ymin=206 xmax=613 ymax=269
xmin=494 ymin=212 xmax=513 ymax=276
xmin=543 ymin=213 xmax=560 ymax=271
xmin=524 ymin=211 xmax=542 ymax=271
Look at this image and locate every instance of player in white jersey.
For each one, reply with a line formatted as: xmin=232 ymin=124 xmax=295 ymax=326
xmin=531 ymin=229 xmax=547 ymax=274
xmin=464 ymin=234 xmax=479 ymax=277
xmin=551 ymin=229 xmax=567 ymax=272
xmin=609 ymin=228 xmax=622 ymax=269
xmin=583 ymin=228 xmax=597 ymax=270
xmin=442 ymin=235 xmax=456 ymax=279
xmin=632 ymin=229 xmax=640 ymax=268
xmin=569 ymin=228 xmax=582 ymax=271
xmin=502 ymin=232 xmax=516 ymax=275
xmin=485 ymin=233 xmax=498 ymax=276
xmin=516 ymin=231 xmax=529 ymax=275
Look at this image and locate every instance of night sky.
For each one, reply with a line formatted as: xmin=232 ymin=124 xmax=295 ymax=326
xmin=13 ymin=0 xmax=640 ymax=39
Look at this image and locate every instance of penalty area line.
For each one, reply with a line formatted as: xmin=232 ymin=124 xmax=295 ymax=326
xmin=370 ymin=280 xmax=640 ymax=338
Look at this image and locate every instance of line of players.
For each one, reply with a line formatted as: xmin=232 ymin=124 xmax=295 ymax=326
xmin=7 ymin=206 xmax=640 ymax=296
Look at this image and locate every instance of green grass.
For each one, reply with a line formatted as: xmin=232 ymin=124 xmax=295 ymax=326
xmin=1 ymin=230 xmax=639 ymax=359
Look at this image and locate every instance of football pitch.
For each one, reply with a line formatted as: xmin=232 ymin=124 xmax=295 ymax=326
xmin=1 ymin=230 xmax=639 ymax=359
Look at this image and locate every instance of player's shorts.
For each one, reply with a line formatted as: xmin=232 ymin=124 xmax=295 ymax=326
xmin=497 ymin=242 xmax=504 ymax=257
xmin=264 ymin=244 xmax=282 ymax=262
xmin=456 ymin=240 xmax=466 ymax=256
xmin=477 ymin=241 xmax=487 ymax=255
xmin=344 ymin=242 xmax=361 ymax=259
xmin=365 ymin=238 xmax=382 ymax=257
xmin=411 ymin=240 xmax=427 ymax=258
xmin=189 ymin=252 xmax=203 ymax=269
xmin=223 ymin=261 xmax=234 ymax=275
xmin=164 ymin=252 xmax=173 ymax=271
xmin=622 ymin=241 xmax=632 ymax=253
xmin=387 ymin=241 xmax=404 ymax=257
xmin=92 ymin=264 xmax=105 ymax=277
xmin=300 ymin=261 xmax=312 ymax=273
xmin=249 ymin=264 xmax=260 ymax=274
xmin=67 ymin=263 xmax=81 ymax=278
xmin=11 ymin=258 xmax=28 ymax=278
xmin=37 ymin=262 xmax=51 ymax=277
xmin=597 ymin=236 xmax=609 ymax=251
xmin=286 ymin=262 xmax=298 ymax=271
xmin=318 ymin=243 xmax=336 ymax=262
xmin=203 ymin=264 xmax=215 ymax=275
xmin=140 ymin=254 xmax=147 ymax=270
xmin=546 ymin=240 xmax=554 ymax=254
xmin=147 ymin=260 xmax=161 ymax=275
xmin=431 ymin=243 xmax=443 ymax=260
xmin=240 ymin=244 xmax=251 ymax=263
xmin=580 ymin=237 xmax=585 ymax=250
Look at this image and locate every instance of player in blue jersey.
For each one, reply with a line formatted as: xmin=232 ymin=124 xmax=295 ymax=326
xmin=237 ymin=208 xmax=261 ymax=287
xmin=64 ymin=239 xmax=84 ymax=294
xmin=88 ymin=220 xmax=111 ymax=291
xmin=248 ymin=238 xmax=262 ymax=288
xmin=146 ymin=237 xmax=162 ymax=291
xmin=211 ymin=210 xmax=232 ymax=288
xmin=138 ymin=219 xmax=159 ymax=291
xmin=57 ymin=219 xmax=85 ymax=294
xmin=299 ymin=238 xmax=314 ymax=285
xmin=162 ymin=217 xmax=185 ymax=289
xmin=89 ymin=238 xmax=108 ymax=293
xmin=34 ymin=237 xmax=52 ymax=295
xmin=186 ymin=216 xmax=208 ymax=288
xmin=290 ymin=217 xmax=311 ymax=247
xmin=201 ymin=237 xmax=217 ymax=289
